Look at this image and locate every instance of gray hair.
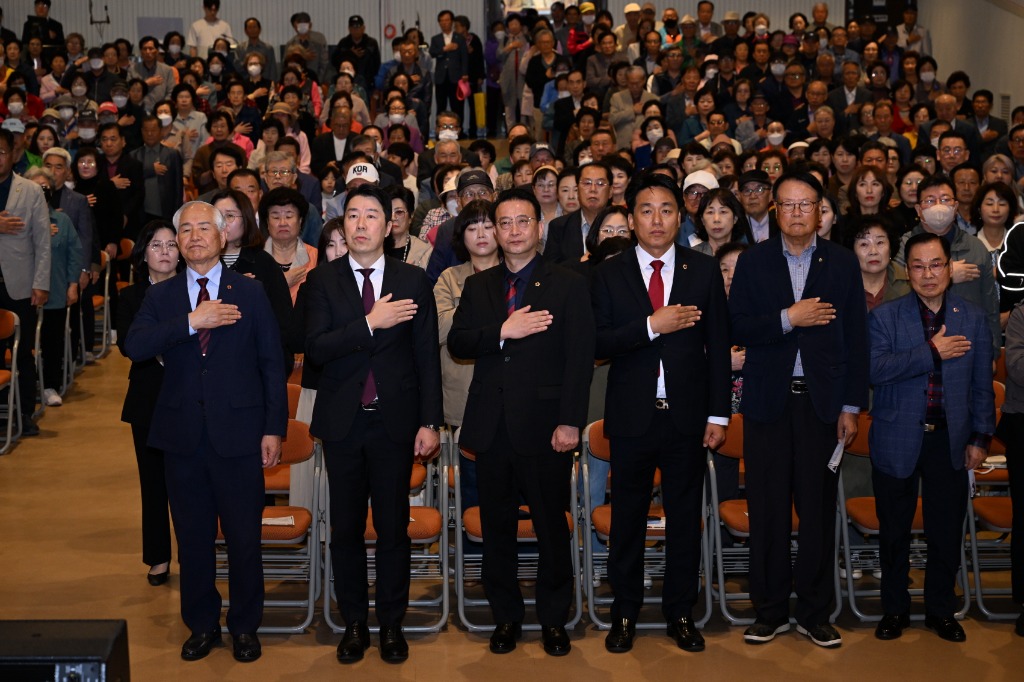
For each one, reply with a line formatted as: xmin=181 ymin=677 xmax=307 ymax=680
xmin=24 ymin=166 xmax=55 ymax=189
xmin=264 ymin=150 xmax=297 ymax=173
xmin=627 ymin=65 xmax=647 ymax=80
xmin=173 ymin=201 xmax=226 ymax=231
xmin=435 ymin=138 xmax=462 ymax=155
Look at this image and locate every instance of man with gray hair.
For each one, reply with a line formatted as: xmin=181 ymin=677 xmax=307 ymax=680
xmin=609 ymin=65 xmax=658 ymax=149
xmin=126 ymin=200 xmax=287 ymax=664
xmin=264 ymin=149 xmax=322 ymax=244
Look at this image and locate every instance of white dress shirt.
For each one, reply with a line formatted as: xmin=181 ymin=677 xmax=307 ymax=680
xmin=350 ymin=253 xmax=385 ymax=333
xmin=186 ymin=262 xmax=222 ymax=334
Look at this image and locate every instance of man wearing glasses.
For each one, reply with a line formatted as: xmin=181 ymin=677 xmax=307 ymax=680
xmin=867 ymin=231 xmax=994 ymax=643
xmin=895 ymin=174 xmax=1000 ymax=356
xmin=544 ymin=162 xmax=612 ymax=263
xmin=449 ymin=187 xmax=594 ymax=657
xmin=729 ymin=170 xmax=869 ymax=648
xmin=736 ymin=170 xmax=777 ymax=243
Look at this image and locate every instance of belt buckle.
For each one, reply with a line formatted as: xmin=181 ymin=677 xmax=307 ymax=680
xmin=361 ymin=400 xmax=379 ymax=411
xmin=655 ymin=398 xmax=670 ymax=410
xmin=923 ymin=423 xmax=936 ymax=432
xmin=790 ymin=380 xmax=808 ymax=394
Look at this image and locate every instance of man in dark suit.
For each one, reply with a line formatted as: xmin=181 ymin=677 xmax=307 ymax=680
xmin=825 ymin=62 xmax=872 ymax=134
xmin=729 ymin=170 xmax=869 ymax=649
xmin=594 ymin=171 xmax=731 ymax=654
xmin=868 ymin=232 xmax=995 ymax=643
xmin=544 ymin=162 xmax=612 ymax=264
xmin=921 ymin=95 xmax=982 ymax=161
xmin=448 ymin=187 xmax=594 ymax=657
xmin=455 ymin=15 xmax=485 ymax=137
xmin=97 ymin=122 xmax=144 ymax=242
xmin=125 ymin=201 xmax=288 ymax=663
xmin=304 ymin=184 xmax=442 ymax=665
xmin=970 ymin=89 xmax=1008 ymax=159
xmin=429 ymin=10 xmax=468 ymax=122
xmin=132 ymin=115 xmax=184 ymax=223
xmin=310 ymin=105 xmax=353 ymax=179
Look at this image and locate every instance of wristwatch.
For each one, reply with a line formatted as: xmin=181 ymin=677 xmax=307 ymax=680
xmin=422 ymin=424 xmax=440 ymax=432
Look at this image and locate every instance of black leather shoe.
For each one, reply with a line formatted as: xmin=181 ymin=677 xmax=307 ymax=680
xmin=541 ymin=626 xmax=570 ymax=656
xmin=379 ymin=625 xmax=408 ymax=663
xmin=181 ymin=629 xmax=222 ymax=661
xmin=336 ymin=621 xmax=371 ymax=663
xmin=1016 ymin=612 xmax=1024 ymax=637
xmin=925 ymin=615 xmax=966 ymax=642
xmin=875 ymin=613 xmax=910 ymax=640
xmin=147 ymin=569 xmax=169 ymax=586
xmin=605 ymin=617 xmax=636 ymax=653
xmin=667 ymin=617 xmax=705 ymax=652
xmin=489 ymin=623 xmax=522 ymax=654
xmin=20 ymin=420 xmax=39 ymax=437
xmin=232 ymin=633 xmax=261 ymax=662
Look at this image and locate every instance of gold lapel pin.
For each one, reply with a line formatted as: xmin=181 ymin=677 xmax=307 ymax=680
xmin=682 ymin=264 xmax=688 ymax=269
xmin=953 ymin=307 xmax=959 ymax=312
xmin=226 ymin=285 xmax=232 ymax=290
xmin=818 ymin=257 xmax=823 ymax=263
xmin=534 ymin=281 xmax=540 ymax=286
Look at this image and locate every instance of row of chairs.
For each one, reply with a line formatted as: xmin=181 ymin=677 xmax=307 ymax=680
xmin=211 ymin=391 xmax=1017 ymax=634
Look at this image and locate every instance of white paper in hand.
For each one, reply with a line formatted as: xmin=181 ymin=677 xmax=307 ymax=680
xmin=827 ymin=439 xmax=844 ymax=473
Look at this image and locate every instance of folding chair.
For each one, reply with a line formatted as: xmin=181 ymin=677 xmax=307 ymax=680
xmin=708 ymin=413 xmax=842 ymax=625
xmin=60 ymin=306 xmax=75 ymax=396
xmin=839 ymin=412 xmax=971 ymax=621
xmin=91 ymin=252 xmax=112 ymax=359
xmin=452 ymin=439 xmax=583 ymax=633
xmin=581 ymin=420 xmax=713 ymax=629
xmin=216 ymin=419 xmax=322 ymax=634
xmin=0 ymin=310 xmax=22 ymax=454
xmin=32 ymin=310 xmax=44 ymax=419
xmin=323 ymin=448 xmax=450 ymax=634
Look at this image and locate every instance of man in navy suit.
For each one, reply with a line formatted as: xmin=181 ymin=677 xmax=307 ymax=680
xmin=593 ymin=172 xmax=731 ymax=654
xmin=125 ymin=201 xmax=288 ymax=663
xmin=429 ymin=10 xmax=468 ymax=124
xmin=729 ymin=170 xmax=869 ymax=649
xmin=868 ymin=232 xmax=995 ymax=643
xmin=304 ymin=184 xmax=442 ymax=665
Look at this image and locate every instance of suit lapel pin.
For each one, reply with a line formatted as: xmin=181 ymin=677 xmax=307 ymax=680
xmin=534 ymin=281 xmax=540 ymax=286
xmin=682 ymin=264 xmax=688 ymax=270
xmin=226 ymin=285 xmax=232 ymax=290
xmin=817 ymin=257 xmax=823 ymax=263
xmin=953 ymin=307 xmax=959 ymax=312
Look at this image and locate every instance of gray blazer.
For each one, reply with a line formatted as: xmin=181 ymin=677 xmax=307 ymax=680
xmin=0 ymin=173 xmax=51 ymax=298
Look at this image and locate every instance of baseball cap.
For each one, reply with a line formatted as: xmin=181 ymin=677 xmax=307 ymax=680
xmin=624 ymin=3 xmax=641 ymax=14
xmin=345 ymin=162 xmax=379 ymax=185
xmin=680 ymin=14 xmax=696 ymax=25
xmin=457 ymin=168 xmax=493 ymax=193
xmin=269 ymin=102 xmax=294 ymax=119
xmin=110 ymin=81 xmax=129 ymax=94
xmin=349 ymin=15 xmax=365 ymax=27
xmin=738 ymin=169 xmax=771 ymax=188
xmin=97 ymin=102 xmax=119 ymax=115
xmin=579 ymin=3 xmax=596 ymax=14
xmin=42 ymin=147 xmax=72 ymax=165
xmin=529 ymin=143 xmax=554 ymax=162
xmin=77 ymin=108 xmax=98 ymax=122
xmin=722 ymin=11 xmax=741 ymax=22
xmin=783 ymin=35 xmax=800 ymax=47
xmin=1 ymin=118 xmax=25 ymax=134
xmin=682 ymin=170 xmax=719 ymax=192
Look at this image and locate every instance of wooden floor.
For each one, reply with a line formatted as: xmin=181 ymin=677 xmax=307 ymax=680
xmin=2 ymin=352 xmax=1023 ymax=680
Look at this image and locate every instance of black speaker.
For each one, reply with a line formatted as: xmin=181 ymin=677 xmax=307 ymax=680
xmin=0 ymin=620 xmax=130 ymax=682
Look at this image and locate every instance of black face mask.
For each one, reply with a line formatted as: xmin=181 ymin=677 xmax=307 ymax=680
xmin=664 ymin=19 xmax=678 ymax=30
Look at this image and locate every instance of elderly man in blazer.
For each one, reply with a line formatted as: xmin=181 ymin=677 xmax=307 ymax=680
xmin=131 ymin=115 xmax=185 ymax=223
xmin=729 ymin=170 xmax=869 ymax=649
xmin=304 ymin=183 xmax=442 ymax=665
xmin=125 ymin=201 xmax=288 ymax=663
xmin=449 ymin=187 xmax=594 ymax=657
xmin=868 ymin=231 xmax=995 ymax=643
xmin=594 ymin=171 xmax=731 ymax=654
xmin=0 ymin=128 xmax=50 ymax=433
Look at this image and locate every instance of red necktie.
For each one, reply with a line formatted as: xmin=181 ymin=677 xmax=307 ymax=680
xmin=648 ymin=260 xmax=664 ymax=312
xmin=358 ymin=268 xmax=378 ymax=406
xmin=196 ymin=277 xmax=210 ymax=356
xmin=506 ymin=274 xmax=519 ymax=318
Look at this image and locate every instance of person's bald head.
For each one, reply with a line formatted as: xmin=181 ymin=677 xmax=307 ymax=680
xmin=934 ymin=94 xmax=957 ymax=122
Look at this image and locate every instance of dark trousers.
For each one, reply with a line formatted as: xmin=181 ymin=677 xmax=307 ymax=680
xmin=486 ymin=85 xmax=503 ymax=137
xmin=131 ymin=422 xmax=171 ymax=567
xmin=745 ymin=392 xmax=839 ymax=627
xmin=435 ymin=81 xmax=459 ymax=121
xmin=164 ymin=429 xmax=265 ymax=635
xmin=39 ymin=307 xmax=67 ymax=390
xmin=476 ymin=418 xmax=573 ymax=626
xmin=609 ymin=410 xmax=706 ymax=621
xmin=998 ymin=411 xmax=1024 ymax=604
xmin=324 ymin=409 xmax=413 ymax=627
xmin=873 ymin=430 xmax=968 ymax=617
xmin=0 ymin=281 xmax=37 ymax=417
xmin=79 ymin=284 xmax=96 ymax=353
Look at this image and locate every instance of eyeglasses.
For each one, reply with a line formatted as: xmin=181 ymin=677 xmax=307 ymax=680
xmin=496 ymin=215 xmax=536 ymax=230
xmin=777 ymin=199 xmax=819 ymax=214
xmin=534 ymin=181 xmax=556 ymax=190
xmin=77 ymin=159 xmax=96 ymax=167
xmin=762 ymin=164 xmax=783 ymax=172
xmin=902 ymin=178 xmax=922 ymax=186
xmin=1011 ymin=138 xmax=1024 ymax=146
xmin=148 ymin=241 xmax=178 ymax=252
xmin=459 ymin=188 xmax=492 ymax=201
xmin=740 ymin=186 xmax=769 ymax=196
xmin=579 ymin=179 xmax=609 ymax=189
xmin=392 ymin=207 xmax=408 ymax=217
xmin=939 ymin=146 xmax=965 ymax=156
xmin=438 ymin=123 xmax=459 ymax=131
xmin=599 ymin=227 xmax=630 ymax=237
xmin=909 ymin=261 xmax=949 ymax=275
xmin=919 ymin=196 xmax=956 ymax=207
xmin=267 ymin=169 xmax=294 ymax=177
xmin=220 ymin=211 xmax=242 ymax=221
xmin=785 ymin=72 xmax=804 ymax=79
xmin=683 ymin=188 xmax=708 ymax=198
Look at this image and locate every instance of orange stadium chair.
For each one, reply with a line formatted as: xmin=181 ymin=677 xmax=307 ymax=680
xmin=0 ymin=310 xmax=23 ymax=453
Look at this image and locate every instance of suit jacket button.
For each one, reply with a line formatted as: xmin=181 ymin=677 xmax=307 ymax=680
xmin=504 ymin=356 xmax=510 ymax=362
xmin=201 ymin=369 xmax=207 ymax=376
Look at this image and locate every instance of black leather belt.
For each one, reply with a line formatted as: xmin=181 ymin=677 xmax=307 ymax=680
xmin=361 ymin=400 xmax=379 ymax=411
xmin=790 ymin=379 xmax=808 ymax=394
xmin=655 ymin=398 xmax=670 ymax=410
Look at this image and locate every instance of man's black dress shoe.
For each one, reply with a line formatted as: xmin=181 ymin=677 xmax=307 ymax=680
xmin=667 ymin=617 xmax=705 ymax=652
xmin=379 ymin=625 xmax=409 ymax=663
xmin=541 ymin=626 xmax=571 ymax=656
xmin=336 ymin=621 xmax=371 ymax=663
xmin=147 ymin=569 xmax=169 ymax=586
xmin=181 ymin=629 xmax=222 ymax=661
xmin=489 ymin=622 xmax=522 ymax=654
xmin=21 ymin=420 xmax=39 ymax=437
xmin=232 ymin=633 xmax=261 ymax=662
xmin=605 ymin=617 xmax=636 ymax=653
xmin=875 ymin=613 xmax=910 ymax=640
xmin=924 ymin=615 xmax=966 ymax=642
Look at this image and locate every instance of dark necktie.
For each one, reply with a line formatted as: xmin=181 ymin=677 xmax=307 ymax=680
xmin=506 ymin=274 xmax=519 ymax=318
xmin=196 ymin=277 xmax=210 ymax=356
xmin=358 ymin=268 xmax=377 ymax=405
xmin=648 ymin=260 xmax=665 ymax=312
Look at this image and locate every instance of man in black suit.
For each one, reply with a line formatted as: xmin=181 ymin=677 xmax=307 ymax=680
xmin=97 ymin=122 xmax=144 ymax=242
xmin=448 ymin=187 xmax=594 ymax=657
xmin=551 ymin=70 xmax=587 ymax=157
xmin=429 ymin=10 xmax=468 ymax=122
xmin=729 ymin=170 xmax=869 ymax=649
xmin=970 ymin=89 xmax=1008 ymax=159
xmin=544 ymin=162 xmax=612 ymax=264
xmin=304 ymin=184 xmax=442 ymax=665
xmin=921 ymin=95 xmax=983 ymax=161
xmin=132 ymin=115 xmax=184 ymax=222
xmin=125 ymin=201 xmax=288 ymax=663
xmin=310 ymin=105 xmax=353 ymax=179
xmin=455 ymin=15 xmax=485 ymax=137
xmin=825 ymin=62 xmax=872 ymax=134
xmin=594 ymin=171 xmax=731 ymax=654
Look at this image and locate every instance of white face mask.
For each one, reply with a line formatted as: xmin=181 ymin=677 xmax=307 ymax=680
xmin=557 ymin=90 xmax=570 ymax=99
xmin=578 ymin=154 xmax=593 ymax=165
xmin=59 ymin=107 xmax=75 ymax=121
xmin=494 ymin=31 xmax=506 ymax=42
xmin=89 ymin=58 xmax=104 ymax=71
xmin=920 ymin=70 xmax=936 ymax=83
xmin=647 ymin=127 xmax=664 ymax=144
xmin=767 ymin=132 xmax=786 ymax=146
xmin=375 ymin=141 xmax=383 ymax=154
xmin=704 ymin=68 xmax=718 ymax=80
xmin=446 ymin=197 xmax=459 ymax=216
xmin=111 ymin=95 xmax=128 ymax=108
xmin=921 ymin=204 xmax=956 ymax=231
xmin=168 ymin=44 xmax=182 ymax=56
xmin=582 ymin=15 xmax=596 ymax=25
xmin=72 ymin=85 xmax=87 ymax=97
xmin=393 ymin=51 xmax=401 ymax=61
xmin=755 ymin=25 xmax=768 ymax=35
xmin=157 ymin=113 xmax=172 ymax=127
xmin=296 ymin=23 xmax=310 ymax=35
xmin=770 ymin=63 xmax=786 ymax=77
xmin=7 ymin=102 xmax=23 ymax=116
xmin=438 ymin=129 xmax=459 ymax=141
xmin=79 ymin=127 xmax=97 ymax=141
xmin=247 ymin=64 xmax=262 ymax=77
xmin=389 ymin=113 xmax=405 ymax=124
xmin=209 ymin=64 xmax=223 ymax=76
xmin=930 ymin=136 xmax=940 ymax=148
